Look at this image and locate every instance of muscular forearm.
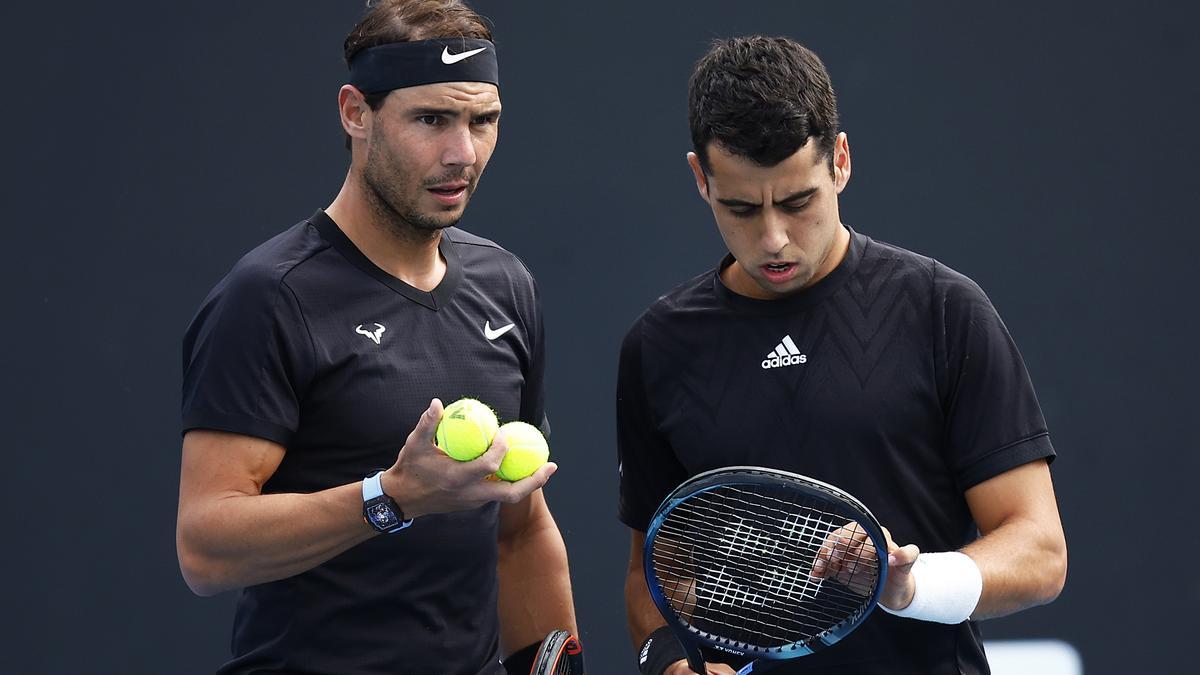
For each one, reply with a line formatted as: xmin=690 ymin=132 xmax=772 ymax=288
xmin=626 ymin=565 xmax=667 ymax=647
xmin=177 ymin=482 xmax=374 ymax=596
xmin=963 ymin=515 xmax=1067 ymax=619
xmin=497 ymin=507 xmax=576 ymax=656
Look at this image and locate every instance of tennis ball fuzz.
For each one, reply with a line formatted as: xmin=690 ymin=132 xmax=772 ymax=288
xmin=494 ymin=421 xmax=549 ymax=482
xmin=436 ymin=398 xmax=499 ymax=461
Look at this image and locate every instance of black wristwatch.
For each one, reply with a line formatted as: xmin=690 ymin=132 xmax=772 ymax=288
xmin=362 ymin=470 xmax=413 ymax=534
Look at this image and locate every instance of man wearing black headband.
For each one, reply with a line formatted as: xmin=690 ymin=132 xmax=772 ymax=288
xmin=177 ymin=2 xmax=577 ymax=674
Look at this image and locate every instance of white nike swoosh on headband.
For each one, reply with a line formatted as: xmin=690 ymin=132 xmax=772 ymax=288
xmin=441 ymin=46 xmax=487 ymax=65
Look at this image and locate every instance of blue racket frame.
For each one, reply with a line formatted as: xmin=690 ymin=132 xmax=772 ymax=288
xmin=643 ymin=466 xmax=889 ymax=673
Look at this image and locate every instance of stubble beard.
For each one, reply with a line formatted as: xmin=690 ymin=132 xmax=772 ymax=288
xmin=361 ymin=139 xmax=473 ymax=245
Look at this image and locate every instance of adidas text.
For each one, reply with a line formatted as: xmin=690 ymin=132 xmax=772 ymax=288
xmin=762 ymin=353 xmax=808 ymax=369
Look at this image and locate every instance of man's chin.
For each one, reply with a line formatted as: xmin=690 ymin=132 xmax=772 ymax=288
xmin=409 ymin=206 xmax=466 ymax=231
xmin=419 ymin=215 xmax=462 ymax=231
xmin=416 ymin=199 xmax=470 ymax=229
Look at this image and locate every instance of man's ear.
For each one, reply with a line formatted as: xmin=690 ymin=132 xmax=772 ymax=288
xmin=686 ymin=151 xmax=710 ymax=202
xmin=339 ymin=84 xmax=372 ymax=144
xmin=833 ymin=132 xmax=852 ymax=194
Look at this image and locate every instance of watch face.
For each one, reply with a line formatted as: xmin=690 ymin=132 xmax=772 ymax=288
xmin=367 ymin=501 xmax=399 ymax=529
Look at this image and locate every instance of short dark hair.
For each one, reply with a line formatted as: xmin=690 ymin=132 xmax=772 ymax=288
xmin=342 ymin=0 xmax=494 ymax=148
xmin=688 ymin=36 xmax=839 ymax=174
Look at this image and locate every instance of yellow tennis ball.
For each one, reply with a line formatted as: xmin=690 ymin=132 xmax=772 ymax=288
xmin=494 ymin=421 xmax=549 ymax=482
xmin=435 ymin=398 xmax=499 ymax=461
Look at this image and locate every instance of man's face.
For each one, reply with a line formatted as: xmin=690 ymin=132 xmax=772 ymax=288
xmin=688 ymin=134 xmax=851 ymax=299
xmin=361 ymin=81 xmax=501 ymax=232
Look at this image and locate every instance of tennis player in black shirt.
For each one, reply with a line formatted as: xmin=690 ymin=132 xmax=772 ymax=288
xmin=177 ymin=2 xmax=576 ymax=673
xmin=620 ymin=37 xmax=1067 ymax=675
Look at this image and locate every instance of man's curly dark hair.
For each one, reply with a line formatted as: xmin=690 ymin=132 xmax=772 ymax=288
xmin=688 ymin=36 xmax=839 ymax=175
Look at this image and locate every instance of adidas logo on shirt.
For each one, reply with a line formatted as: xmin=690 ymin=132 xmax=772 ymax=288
xmin=762 ymin=335 xmax=808 ymax=370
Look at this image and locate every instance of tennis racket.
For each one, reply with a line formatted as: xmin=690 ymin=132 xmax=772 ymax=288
xmin=530 ymin=629 xmax=584 ymax=674
xmin=643 ymin=466 xmax=888 ymax=674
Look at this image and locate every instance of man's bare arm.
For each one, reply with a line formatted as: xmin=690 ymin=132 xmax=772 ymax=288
xmin=176 ymin=430 xmax=373 ymax=596
xmin=177 ymin=399 xmax=556 ymax=596
xmin=625 ymin=530 xmax=736 ymax=675
xmin=962 ymin=458 xmax=1067 ymax=618
xmin=496 ymin=489 xmax=576 ymax=657
xmin=873 ymin=459 xmax=1067 ymax=617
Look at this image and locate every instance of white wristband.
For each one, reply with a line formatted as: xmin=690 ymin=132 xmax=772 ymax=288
xmin=880 ymin=551 xmax=982 ymax=624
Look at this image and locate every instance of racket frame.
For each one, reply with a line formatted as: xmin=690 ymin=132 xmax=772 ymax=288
xmin=643 ymin=466 xmax=889 ymax=671
xmin=531 ymin=628 xmax=583 ymax=675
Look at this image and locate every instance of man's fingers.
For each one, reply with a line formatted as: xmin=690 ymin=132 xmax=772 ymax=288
xmin=665 ymin=660 xmax=737 ymax=675
xmin=407 ymin=398 xmax=444 ymax=446
xmin=495 ymin=461 xmax=558 ymax=501
xmin=468 ymin=462 xmax=557 ymax=503
xmin=882 ymin=526 xmax=901 ymax=554
xmin=812 ymin=554 xmax=827 ymax=578
xmin=466 ymin=431 xmax=509 ymax=477
xmin=887 ymin=543 xmax=920 ymax=570
xmin=815 ymin=523 xmax=874 ymax=580
xmin=511 ymin=461 xmax=557 ymax=490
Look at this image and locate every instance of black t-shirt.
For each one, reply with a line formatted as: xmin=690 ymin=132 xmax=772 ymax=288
xmin=617 ymin=228 xmax=1054 ymax=675
xmin=182 ymin=210 xmax=547 ymax=675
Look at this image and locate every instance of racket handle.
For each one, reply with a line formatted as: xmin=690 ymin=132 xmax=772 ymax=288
xmin=684 ymin=647 xmax=708 ymax=674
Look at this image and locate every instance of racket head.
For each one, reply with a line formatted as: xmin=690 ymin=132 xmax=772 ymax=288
xmin=531 ymin=629 xmax=583 ymax=675
xmin=643 ymin=466 xmax=888 ymax=665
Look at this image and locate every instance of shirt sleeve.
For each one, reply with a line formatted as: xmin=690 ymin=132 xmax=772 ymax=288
xmin=617 ymin=316 xmax=688 ymax=532
xmin=519 ymin=275 xmax=550 ymax=438
xmin=181 ymin=265 xmax=314 ymax=446
xmin=935 ymin=263 xmax=1055 ymax=490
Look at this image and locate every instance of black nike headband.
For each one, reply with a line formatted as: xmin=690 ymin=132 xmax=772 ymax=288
xmin=348 ymin=38 xmax=499 ymax=94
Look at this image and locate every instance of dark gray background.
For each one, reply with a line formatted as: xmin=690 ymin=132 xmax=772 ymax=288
xmin=3 ymin=1 xmax=1197 ymax=672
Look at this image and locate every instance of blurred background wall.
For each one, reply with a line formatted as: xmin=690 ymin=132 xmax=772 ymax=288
xmin=2 ymin=1 xmax=1196 ymax=672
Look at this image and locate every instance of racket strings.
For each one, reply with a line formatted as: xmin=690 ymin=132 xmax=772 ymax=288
xmin=651 ymin=485 xmax=882 ymax=650
xmin=654 ymin=527 xmax=874 ymax=645
xmin=653 ymin=536 xmax=869 ymax=642
xmin=658 ymin=506 xmax=879 ymax=606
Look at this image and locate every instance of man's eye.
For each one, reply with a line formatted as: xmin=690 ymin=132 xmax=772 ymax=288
xmin=729 ymin=207 xmax=755 ymax=218
xmin=418 ymin=115 xmax=442 ymax=125
xmin=472 ymin=114 xmax=498 ymax=125
xmin=782 ymin=201 xmax=810 ymax=212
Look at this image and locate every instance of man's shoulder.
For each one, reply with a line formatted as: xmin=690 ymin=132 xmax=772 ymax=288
xmin=623 ymin=268 xmax=719 ymax=343
xmin=857 ymin=231 xmax=937 ymax=283
xmin=211 ymin=218 xmax=330 ymax=303
xmin=648 ymin=268 xmax=719 ymax=316
xmin=857 ymin=230 xmax=985 ymax=302
xmin=445 ymin=227 xmax=533 ymax=276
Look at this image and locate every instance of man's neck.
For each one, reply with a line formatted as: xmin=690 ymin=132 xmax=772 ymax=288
xmin=325 ymin=178 xmax=447 ymax=293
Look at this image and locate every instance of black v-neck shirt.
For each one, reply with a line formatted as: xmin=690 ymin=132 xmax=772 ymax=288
xmin=183 ymin=210 xmax=547 ymax=674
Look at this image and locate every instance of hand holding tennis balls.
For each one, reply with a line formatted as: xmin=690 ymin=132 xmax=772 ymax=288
xmin=382 ymin=399 xmax=555 ymax=521
xmin=494 ymin=421 xmax=550 ymax=481
xmin=435 ymin=398 xmax=499 ymax=461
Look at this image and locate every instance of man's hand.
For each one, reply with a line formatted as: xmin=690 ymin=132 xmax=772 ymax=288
xmin=664 ymin=660 xmax=737 ymax=675
xmin=810 ymin=523 xmax=919 ymax=609
xmin=383 ymin=399 xmax=557 ymax=519
xmin=877 ymin=527 xmax=919 ymax=610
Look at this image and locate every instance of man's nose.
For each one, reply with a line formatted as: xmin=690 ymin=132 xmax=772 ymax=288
xmin=441 ymin=125 xmax=477 ymax=167
xmin=760 ymin=209 xmax=789 ymax=254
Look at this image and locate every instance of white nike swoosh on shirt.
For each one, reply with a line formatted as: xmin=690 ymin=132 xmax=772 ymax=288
xmin=442 ymin=46 xmax=487 ymax=65
xmin=484 ymin=321 xmax=515 ymax=340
